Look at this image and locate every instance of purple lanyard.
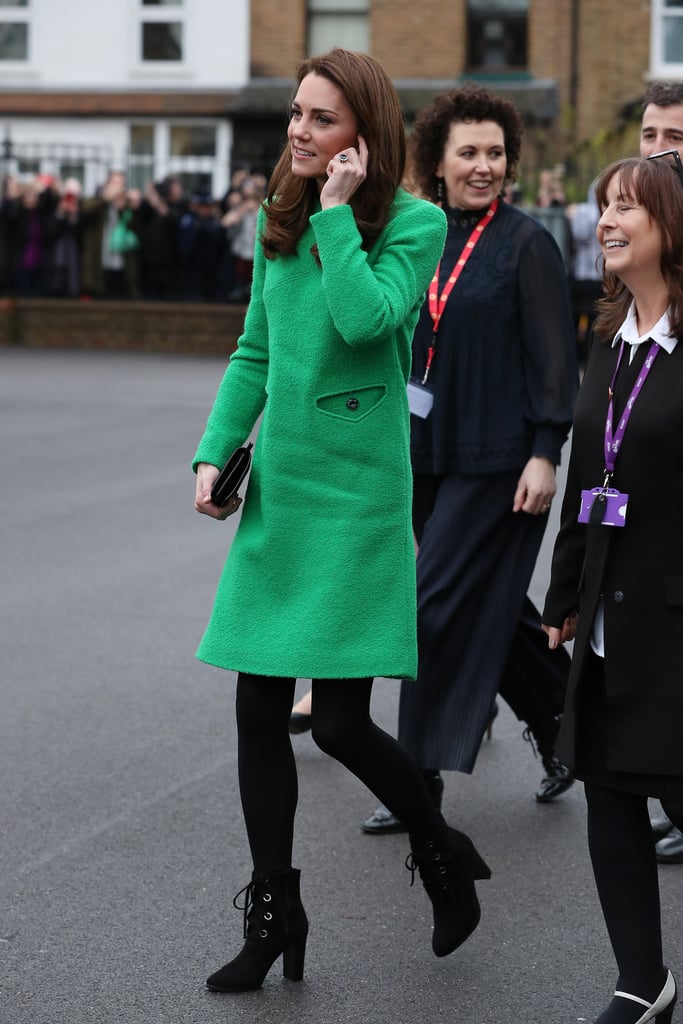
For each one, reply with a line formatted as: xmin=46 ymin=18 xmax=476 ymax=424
xmin=604 ymin=338 xmax=661 ymax=477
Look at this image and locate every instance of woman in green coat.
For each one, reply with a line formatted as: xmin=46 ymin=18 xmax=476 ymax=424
xmin=193 ymin=48 xmax=491 ymax=994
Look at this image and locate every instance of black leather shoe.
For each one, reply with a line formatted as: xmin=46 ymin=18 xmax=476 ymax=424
xmin=650 ymin=810 xmax=675 ymax=840
xmin=361 ymin=803 xmax=407 ymax=834
xmin=535 ymin=755 xmax=575 ymax=803
xmin=362 ymin=771 xmax=444 ymax=835
xmin=288 ymin=712 xmax=311 ymax=735
xmin=656 ymin=827 xmax=683 ymax=864
xmin=523 ymin=721 xmax=575 ymax=803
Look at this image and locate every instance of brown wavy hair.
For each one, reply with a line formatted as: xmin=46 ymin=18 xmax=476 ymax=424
xmin=593 ymin=157 xmax=683 ymax=343
xmin=408 ymin=83 xmax=523 ymax=203
xmin=261 ymin=48 xmax=406 ymax=260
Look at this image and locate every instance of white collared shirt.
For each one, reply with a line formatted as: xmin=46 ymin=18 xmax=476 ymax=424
xmin=590 ymin=305 xmax=678 ymax=656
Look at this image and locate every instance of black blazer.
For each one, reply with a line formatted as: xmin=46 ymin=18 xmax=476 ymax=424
xmin=543 ymin=335 xmax=683 ymax=775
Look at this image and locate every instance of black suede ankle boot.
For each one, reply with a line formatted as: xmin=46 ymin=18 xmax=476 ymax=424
xmin=407 ymin=826 xmax=491 ymax=957
xmin=206 ymin=867 xmax=308 ymax=992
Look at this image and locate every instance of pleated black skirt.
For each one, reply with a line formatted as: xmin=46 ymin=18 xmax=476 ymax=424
xmin=398 ymin=470 xmax=562 ymax=773
xmin=575 ymin=649 xmax=683 ymax=800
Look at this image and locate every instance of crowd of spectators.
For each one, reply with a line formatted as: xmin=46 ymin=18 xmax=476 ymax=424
xmin=0 ymin=168 xmax=266 ymax=303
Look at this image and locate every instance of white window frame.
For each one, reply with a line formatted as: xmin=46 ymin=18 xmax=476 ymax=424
xmin=307 ymin=0 xmax=369 ymax=57
xmin=127 ymin=119 xmax=231 ymax=199
xmin=0 ymin=0 xmax=31 ymax=66
xmin=135 ymin=0 xmax=187 ymax=69
xmin=651 ymin=0 xmax=683 ymax=78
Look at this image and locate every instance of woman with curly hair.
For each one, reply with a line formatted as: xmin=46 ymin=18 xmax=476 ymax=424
xmin=362 ymin=83 xmax=579 ymax=834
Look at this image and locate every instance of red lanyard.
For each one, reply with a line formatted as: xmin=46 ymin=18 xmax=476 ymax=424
xmin=422 ymin=199 xmax=498 ymax=384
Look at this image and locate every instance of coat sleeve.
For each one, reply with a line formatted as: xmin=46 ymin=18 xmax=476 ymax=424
xmin=516 ymin=226 xmax=579 ymax=464
xmin=192 ymin=207 xmax=269 ymax=471
xmin=309 ymin=196 xmax=447 ymax=347
xmin=542 ymin=428 xmax=587 ymax=628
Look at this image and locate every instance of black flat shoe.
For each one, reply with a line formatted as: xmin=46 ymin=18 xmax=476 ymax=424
xmin=650 ymin=811 xmax=674 ymax=841
xmin=656 ymin=827 xmax=683 ymax=864
xmin=288 ymin=712 xmax=311 ymax=735
xmin=361 ymin=803 xmax=407 ymax=834
xmin=361 ymin=771 xmax=444 ymax=835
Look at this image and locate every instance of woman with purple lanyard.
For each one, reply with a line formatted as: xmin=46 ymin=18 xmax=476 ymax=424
xmin=543 ymin=156 xmax=683 ymax=1023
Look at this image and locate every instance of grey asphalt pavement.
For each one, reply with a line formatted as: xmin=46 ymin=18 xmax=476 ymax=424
xmin=1 ymin=347 xmax=681 ymax=1024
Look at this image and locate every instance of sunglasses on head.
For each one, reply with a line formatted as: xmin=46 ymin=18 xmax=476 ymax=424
xmin=645 ymin=148 xmax=683 ymax=188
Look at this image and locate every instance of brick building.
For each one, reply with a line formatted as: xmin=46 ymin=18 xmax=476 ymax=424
xmin=242 ymin=0 xmax=659 ymax=185
xmin=0 ymin=0 xmax=679 ymax=194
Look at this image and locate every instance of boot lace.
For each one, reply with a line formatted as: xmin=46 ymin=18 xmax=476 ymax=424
xmin=405 ymin=852 xmax=418 ymax=886
xmin=522 ymin=727 xmax=539 ymax=759
xmin=232 ymin=880 xmax=273 ymax=939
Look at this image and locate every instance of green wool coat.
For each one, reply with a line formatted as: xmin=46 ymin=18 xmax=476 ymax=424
xmin=193 ymin=189 xmax=447 ymax=679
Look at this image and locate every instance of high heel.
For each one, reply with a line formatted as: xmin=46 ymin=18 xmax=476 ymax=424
xmin=595 ymin=970 xmax=677 ymax=1024
xmin=406 ymin=825 xmax=491 ymax=957
xmin=206 ymin=867 xmax=308 ymax=992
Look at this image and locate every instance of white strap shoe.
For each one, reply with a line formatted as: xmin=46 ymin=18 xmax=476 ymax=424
xmin=611 ymin=970 xmax=676 ymax=1024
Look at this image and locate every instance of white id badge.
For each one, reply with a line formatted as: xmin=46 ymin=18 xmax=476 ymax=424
xmin=407 ymin=378 xmax=434 ymax=418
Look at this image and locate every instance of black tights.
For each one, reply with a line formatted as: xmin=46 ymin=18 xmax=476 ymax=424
xmin=235 ymin=674 xmax=447 ymax=874
xmin=584 ymin=782 xmax=683 ymax=1013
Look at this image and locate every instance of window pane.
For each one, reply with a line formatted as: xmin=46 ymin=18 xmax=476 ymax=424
xmin=128 ymin=161 xmax=154 ymax=191
xmin=309 ymin=0 xmax=367 ymax=11
xmin=18 ymin=158 xmax=39 ymax=175
xmin=665 ymin=0 xmax=683 ymax=8
xmin=170 ymin=125 xmax=216 ymax=157
xmin=467 ymin=12 xmax=527 ymax=70
xmin=664 ymin=15 xmax=683 ymax=61
xmin=0 ymin=22 xmax=27 ymax=59
xmin=308 ymin=14 xmax=369 ymax=55
xmin=130 ymin=124 xmax=155 ymax=156
xmin=0 ymin=1 xmax=29 ymax=6
xmin=141 ymin=22 xmax=182 ymax=61
xmin=143 ymin=0 xmax=183 ymax=6
xmin=59 ymin=163 xmax=85 ymax=187
xmin=468 ymin=0 xmax=527 ymax=9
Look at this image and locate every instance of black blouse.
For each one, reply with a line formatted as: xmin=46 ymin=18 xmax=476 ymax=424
xmin=410 ymin=201 xmax=578 ymax=475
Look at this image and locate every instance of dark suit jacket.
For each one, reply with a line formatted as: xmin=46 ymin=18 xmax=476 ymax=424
xmin=543 ymin=334 xmax=683 ymax=775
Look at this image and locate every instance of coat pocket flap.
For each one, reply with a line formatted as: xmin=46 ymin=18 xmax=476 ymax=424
xmin=315 ymin=384 xmax=387 ymax=422
xmin=663 ymin=572 xmax=683 ymax=606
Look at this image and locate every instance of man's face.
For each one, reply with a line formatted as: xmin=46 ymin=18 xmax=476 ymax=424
xmin=640 ymin=102 xmax=683 ymax=158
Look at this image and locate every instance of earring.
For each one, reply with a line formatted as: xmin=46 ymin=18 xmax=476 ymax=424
xmin=436 ymin=179 xmax=444 ymax=202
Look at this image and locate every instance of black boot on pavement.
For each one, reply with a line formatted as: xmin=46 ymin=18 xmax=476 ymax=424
xmin=206 ymin=867 xmax=308 ymax=992
xmin=523 ymin=716 xmax=575 ymax=803
xmin=406 ymin=825 xmax=491 ymax=956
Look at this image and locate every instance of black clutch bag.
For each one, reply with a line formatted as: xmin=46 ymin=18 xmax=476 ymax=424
xmin=211 ymin=442 xmax=253 ymax=507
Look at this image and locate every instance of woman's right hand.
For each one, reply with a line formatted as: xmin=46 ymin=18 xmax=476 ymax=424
xmin=542 ymin=614 xmax=578 ymax=649
xmin=194 ymin=463 xmax=242 ymax=520
xmin=320 ymin=135 xmax=368 ymax=210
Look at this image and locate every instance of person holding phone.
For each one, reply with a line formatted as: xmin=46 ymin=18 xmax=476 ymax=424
xmin=193 ymin=48 xmax=491 ymax=995
xmin=543 ymin=155 xmax=683 ymax=1024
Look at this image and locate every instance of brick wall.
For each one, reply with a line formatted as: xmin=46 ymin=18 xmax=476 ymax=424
xmin=251 ymin=0 xmax=307 ymax=77
xmin=0 ymin=300 xmax=245 ymax=357
xmin=574 ymin=0 xmax=650 ymax=141
xmin=372 ymin=0 xmax=464 ymax=79
xmin=250 ymin=0 xmax=652 ymax=147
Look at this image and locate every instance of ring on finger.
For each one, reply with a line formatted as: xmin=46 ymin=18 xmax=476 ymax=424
xmin=338 ymin=152 xmax=349 ymax=162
